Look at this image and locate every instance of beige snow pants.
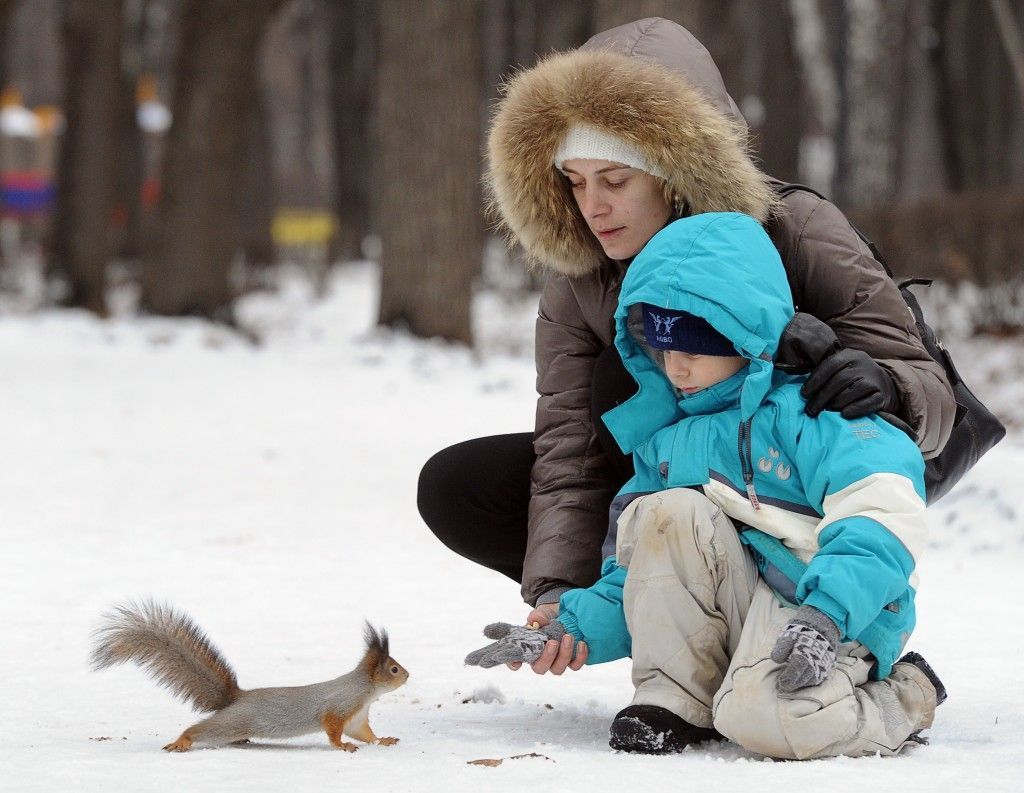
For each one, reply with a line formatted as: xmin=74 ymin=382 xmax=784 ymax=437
xmin=616 ymin=488 xmax=937 ymax=759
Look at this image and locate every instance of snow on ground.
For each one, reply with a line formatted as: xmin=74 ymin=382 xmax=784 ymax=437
xmin=1 ymin=261 xmax=1022 ymax=792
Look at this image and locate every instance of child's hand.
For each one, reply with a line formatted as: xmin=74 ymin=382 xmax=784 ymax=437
xmin=465 ymin=621 xmax=567 ymax=668
xmin=771 ymin=605 xmax=840 ymax=692
xmin=522 ymin=631 xmax=588 ymax=675
xmin=502 ymin=604 xmax=588 ymax=674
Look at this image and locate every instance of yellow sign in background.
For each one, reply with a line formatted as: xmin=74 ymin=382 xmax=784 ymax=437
xmin=272 ymin=209 xmax=337 ymax=247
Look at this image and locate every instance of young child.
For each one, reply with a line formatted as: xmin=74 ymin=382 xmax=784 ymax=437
xmin=466 ymin=212 xmax=945 ymax=759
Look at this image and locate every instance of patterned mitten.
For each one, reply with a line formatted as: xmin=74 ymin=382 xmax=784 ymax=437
xmin=464 ymin=621 xmax=566 ymax=668
xmin=771 ymin=605 xmax=840 ymax=692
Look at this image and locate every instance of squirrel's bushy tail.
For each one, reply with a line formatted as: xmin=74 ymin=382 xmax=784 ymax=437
xmin=91 ymin=600 xmax=240 ymax=712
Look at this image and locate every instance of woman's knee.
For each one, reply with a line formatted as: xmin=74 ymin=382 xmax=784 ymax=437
xmin=416 ymin=434 xmax=532 ymax=542
xmin=417 ymin=448 xmax=485 ymax=563
xmin=416 ymin=445 xmax=460 ymax=535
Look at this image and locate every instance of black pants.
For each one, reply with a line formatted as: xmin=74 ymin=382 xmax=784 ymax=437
xmin=417 ymin=346 xmax=636 ymax=585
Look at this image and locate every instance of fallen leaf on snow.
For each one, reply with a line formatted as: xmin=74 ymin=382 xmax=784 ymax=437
xmin=467 ymin=752 xmax=554 ymax=767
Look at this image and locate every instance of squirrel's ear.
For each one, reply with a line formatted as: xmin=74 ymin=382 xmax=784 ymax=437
xmin=362 ymin=621 xmax=390 ymax=674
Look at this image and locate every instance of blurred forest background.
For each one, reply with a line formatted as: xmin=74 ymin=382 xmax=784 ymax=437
xmin=0 ymin=0 xmax=1022 ymax=345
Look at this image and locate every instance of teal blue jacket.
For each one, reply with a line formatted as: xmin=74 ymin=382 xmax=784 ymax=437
xmin=558 ymin=213 xmax=927 ymax=678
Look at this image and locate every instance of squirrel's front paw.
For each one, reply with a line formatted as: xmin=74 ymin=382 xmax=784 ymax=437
xmin=376 ymin=736 xmax=399 ymax=746
xmin=162 ymin=736 xmax=193 ymax=752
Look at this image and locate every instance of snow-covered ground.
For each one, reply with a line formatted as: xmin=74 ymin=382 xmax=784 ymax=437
xmin=2 ymin=261 xmax=1022 ymax=792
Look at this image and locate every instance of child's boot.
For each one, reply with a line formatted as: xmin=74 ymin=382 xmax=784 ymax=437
xmin=609 ymin=704 xmax=722 ymax=753
xmin=897 ymin=651 xmax=947 ymax=705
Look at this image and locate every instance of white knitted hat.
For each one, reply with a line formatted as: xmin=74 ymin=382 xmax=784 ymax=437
xmin=553 ymin=122 xmax=666 ymax=179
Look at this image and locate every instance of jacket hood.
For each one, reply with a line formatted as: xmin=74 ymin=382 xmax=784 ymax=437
xmin=603 ymin=212 xmax=794 ymax=453
xmin=582 ymin=18 xmax=747 ymax=128
xmin=486 ymin=18 xmax=777 ymax=277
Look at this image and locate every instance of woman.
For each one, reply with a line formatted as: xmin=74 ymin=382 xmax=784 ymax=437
xmin=418 ymin=18 xmax=955 ymax=676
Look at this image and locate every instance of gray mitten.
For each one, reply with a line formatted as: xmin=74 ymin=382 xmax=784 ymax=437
xmin=464 ymin=621 xmax=566 ymax=668
xmin=770 ymin=605 xmax=840 ymax=693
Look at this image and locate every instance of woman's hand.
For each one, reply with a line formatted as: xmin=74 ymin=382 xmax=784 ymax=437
xmin=526 ymin=602 xmax=560 ymax=627
xmin=506 ymin=603 xmax=588 ymax=674
xmin=801 ymin=347 xmax=900 ymax=418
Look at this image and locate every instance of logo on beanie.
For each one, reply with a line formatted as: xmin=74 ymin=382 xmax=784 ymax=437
xmin=650 ymin=313 xmax=681 ymax=344
xmin=641 ymin=303 xmax=736 ymax=356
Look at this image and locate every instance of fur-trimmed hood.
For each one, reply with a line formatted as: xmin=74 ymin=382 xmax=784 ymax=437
xmin=486 ymin=18 xmax=777 ymax=277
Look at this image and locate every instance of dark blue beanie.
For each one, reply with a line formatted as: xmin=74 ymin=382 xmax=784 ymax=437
xmin=641 ymin=303 xmax=736 ymax=356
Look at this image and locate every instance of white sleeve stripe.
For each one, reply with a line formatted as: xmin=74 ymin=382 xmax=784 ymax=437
xmin=819 ymin=472 xmax=928 ymax=563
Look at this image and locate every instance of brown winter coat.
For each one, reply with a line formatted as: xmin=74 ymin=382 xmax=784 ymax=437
xmin=485 ymin=18 xmax=956 ymax=605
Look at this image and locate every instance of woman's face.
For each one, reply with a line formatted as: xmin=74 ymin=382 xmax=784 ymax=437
xmin=562 ymin=159 xmax=672 ymax=260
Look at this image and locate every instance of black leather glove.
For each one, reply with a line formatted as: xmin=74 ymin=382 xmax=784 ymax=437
xmin=801 ymin=347 xmax=900 ymax=419
xmin=776 ymin=312 xmax=902 ymax=420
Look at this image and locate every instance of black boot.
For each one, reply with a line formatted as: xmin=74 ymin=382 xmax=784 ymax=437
xmin=897 ymin=651 xmax=948 ymax=706
xmin=609 ymin=705 xmax=722 ymax=754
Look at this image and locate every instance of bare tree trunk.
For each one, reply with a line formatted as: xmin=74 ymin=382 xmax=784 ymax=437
xmin=50 ymin=0 xmax=123 ymax=315
xmin=990 ymin=0 xmax=1024 ymax=106
xmin=741 ymin=0 xmax=802 ymax=182
xmin=789 ymin=0 xmax=840 ymax=193
xmin=237 ymin=66 xmax=276 ymax=269
xmin=0 ymin=0 xmax=14 ymax=274
xmin=114 ymin=73 xmax=145 ymax=262
xmin=535 ymin=0 xmax=591 ymax=55
xmin=480 ymin=0 xmax=589 ymax=86
xmin=592 ymin=0 xmax=698 ymax=34
xmin=115 ymin=0 xmax=161 ymax=263
xmin=928 ymin=0 xmax=964 ymax=191
xmin=6 ymin=0 xmax=62 ymax=106
xmin=141 ymin=0 xmax=286 ymax=319
xmin=890 ymin=1 xmax=948 ymax=201
xmin=0 ymin=0 xmax=15 ymax=100
xmin=930 ymin=0 xmax=1024 ymax=190
xmin=330 ymin=0 xmax=377 ymax=261
xmin=835 ymin=0 xmax=903 ymax=209
xmin=375 ymin=0 xmax=482 ymax=345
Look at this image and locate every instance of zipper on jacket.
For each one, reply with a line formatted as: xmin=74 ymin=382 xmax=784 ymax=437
xmin=738 ymin=419 xmax=761 ymax=510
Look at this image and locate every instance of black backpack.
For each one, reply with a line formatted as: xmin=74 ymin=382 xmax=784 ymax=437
xmin=772 ymin=182 xmax=1005 ymax=504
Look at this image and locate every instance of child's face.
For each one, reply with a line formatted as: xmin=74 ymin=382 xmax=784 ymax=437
xmin=663 ymin=351 xmax=747 ymax=394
